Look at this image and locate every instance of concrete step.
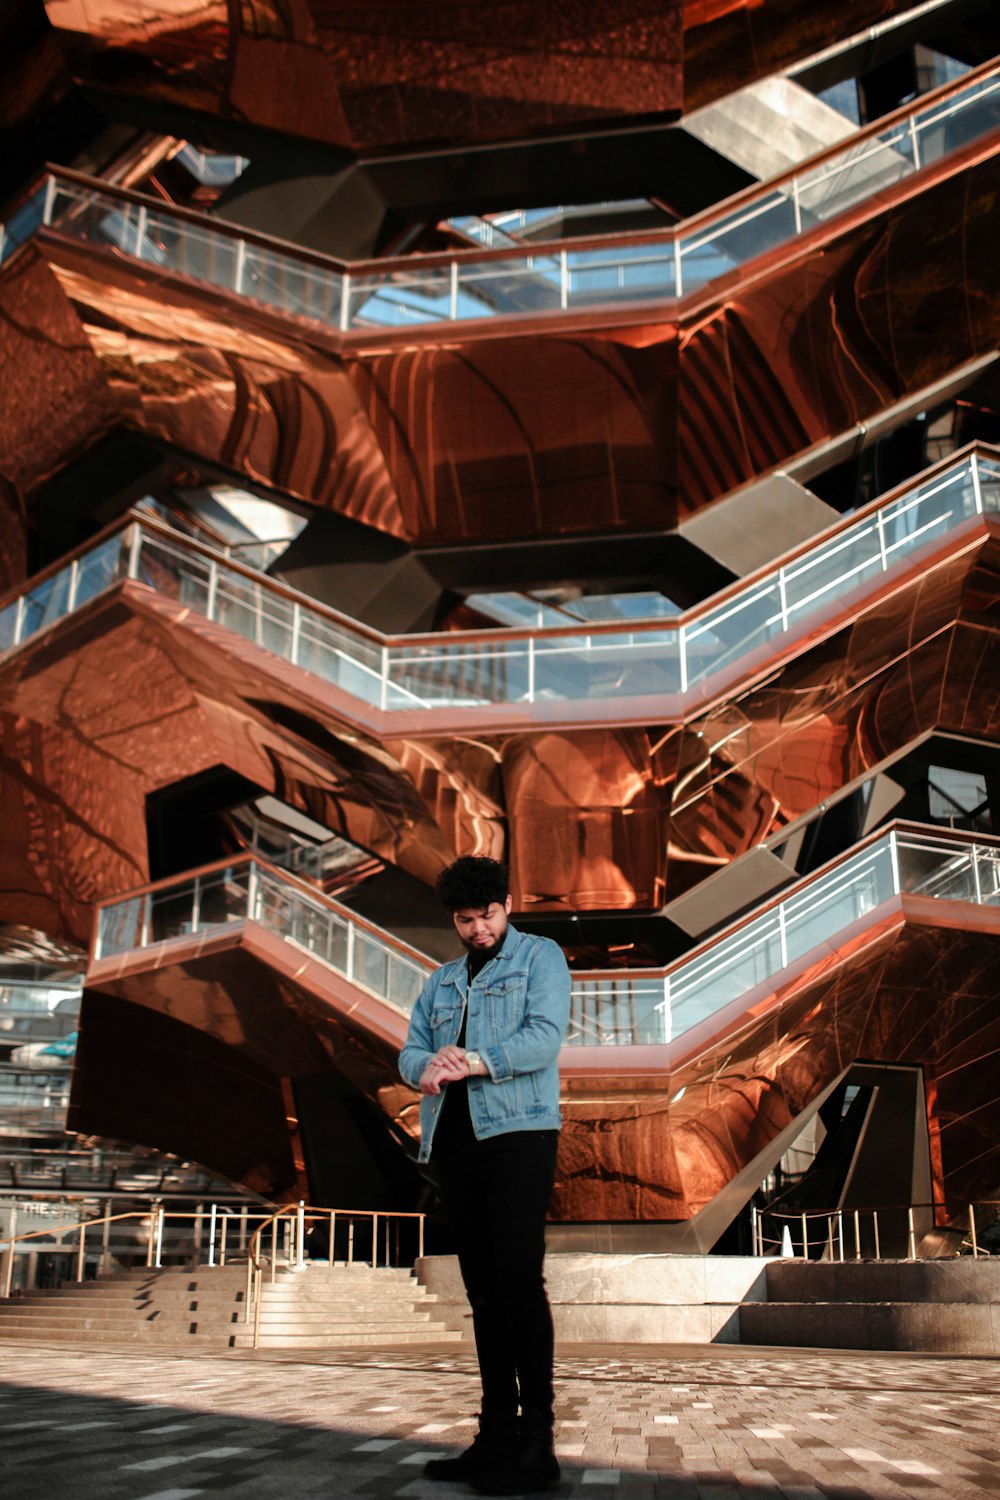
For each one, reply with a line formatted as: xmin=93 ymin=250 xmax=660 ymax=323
xmin=233 ymin=1328 xmax=464 ymax=1348
xmin=740 ymin=1299 xmax=1000 ymax=1354
xmin=763 ymin=1258 xmax=1000 ymax=1304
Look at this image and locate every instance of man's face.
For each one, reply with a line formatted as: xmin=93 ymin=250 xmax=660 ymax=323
xmin=452 ymin=895 xmax=512 ymax=958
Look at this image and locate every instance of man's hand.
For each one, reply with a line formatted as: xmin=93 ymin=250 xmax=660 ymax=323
xmin=418 ymin=1047 xmax=471 ymax=1095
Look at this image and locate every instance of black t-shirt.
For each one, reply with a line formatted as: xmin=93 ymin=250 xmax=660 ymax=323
xmin=431 ymin=938 xmax=502 ymax=1158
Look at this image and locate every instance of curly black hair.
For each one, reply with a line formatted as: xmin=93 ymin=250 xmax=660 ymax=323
xmin=435 ymin=856 xmax=510 ymax=912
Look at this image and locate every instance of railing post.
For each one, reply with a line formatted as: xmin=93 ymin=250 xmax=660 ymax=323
xmin=234 ymin=237 xmax=246 ymax=295
xmin=206 ymin=559 xmax=219 ymax=620
xmin=13 ymin=593 xmax=26 ymax=648
xmin=330 ymin=1208 xmax=336 ymax=1268
xmin=854 ymin=1208 xmax=861 ymax=1260
xmin=790 ymin=175 xmax=802 ymax=235
xmin=372 ymin=1213 xmax=379 ymax=1268
xmin=559 ymin=249 xmax=568 ymax=310
xmin=145 ymin=1206 xmax=155 ymax=1266
xmin=154 ymin=1204 xmax=164 ymax=1268
xmin=449 ymin=260 xmax=459 ymax=321
xmin=67 ymin=558 xmax=80 ymax=614
xmin=907 ymin=1206 xmax=916 ymax=1260
xmin=970 ymin=453 xmax=984 ymax=514
xmin=125 ymin=522 xmax=143 ymax=579
xmin=76 ymin=1220 xmax=86 ymax=1283
xmin=909 ymin=112 xmax=921 ymax=170
xmin=191 ymin=874 xmax=202 ymax=933
xmin=873 ymin=1209 xmax=881 ymax=1261
xmin=673 ymin=234 xmax=683 ymax=298
xmin=247 ymin=863 xmax=260 ymax=923
xmin=134 ymin=203 xmax=148 ymax=258
xmin=340 ymin=272 xmax=351 ymax=332
xmin=42 ymin=173 xmax=57 ymax=226
xmin=801 ymin=1211 xmax=808 ymax=1259
xmin=380 ymin=643 xmax=389 ymax=711
xmin=270 ymin=1221 xmax=277 ymax=1283
xmin=969 ymin=1204 xmax=979 ymax=1258
xmin=3 ymin=1205 xmax=17 ymax=1297
xmin=889 ymin=827 xmax=901 ymax=894
xmin=208 ymin=1202 xmax=217 ymax=1267
xmin=837 ymin=1211 xmax=845 ymax=1262
xmin=526 ymin=636 xmax=536 ymax=703
xmin=750 ymin=1203 xmax=758 ymax=1256
xmin=348 ymin=1218 xmax=354 ymax=1265
xmin=219 ymin=1213 xmax=228 ymax=1267
xmin=297 ymin=1201 xmax=305 ymax=1270
xmin=290 ymin=601 xmax=301 ymax=666
xmin=418 ymin=1213 xmax=424 ymax=1262
xmin=140 ymin=892 xmax=151 ymax=948
xmin=101 ymin=1200 xmax=112 ymax=1275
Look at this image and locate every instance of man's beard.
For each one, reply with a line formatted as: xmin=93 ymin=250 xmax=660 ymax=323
xmin=459 ymin=925 xmax=507 ymax=960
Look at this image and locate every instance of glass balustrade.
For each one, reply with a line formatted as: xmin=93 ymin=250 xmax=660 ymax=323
xmin=93 ymin=825 xmax=1000 ymax=1049
xmin=1 ymin=451 xmax=998 ymax=711
xmin=3 ymin=63 xmax=998 ymax=325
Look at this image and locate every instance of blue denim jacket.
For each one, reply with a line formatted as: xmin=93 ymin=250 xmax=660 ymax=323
xmin=399 ymin=924 xmax=571 ymax=1163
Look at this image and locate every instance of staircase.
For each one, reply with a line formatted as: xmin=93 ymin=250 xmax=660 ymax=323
xmin=234 ymin=1262 xmax=464 ymax=1348
xmin=740 ymin=1259 xmax=1000 ymax=1353
xmin=0 ymin=1262 xmax=464 ymax=1350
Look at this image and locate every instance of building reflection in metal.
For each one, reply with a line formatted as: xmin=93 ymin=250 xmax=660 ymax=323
xmin=0 ymin=513 xmax=996 ymax=949
xmin=2 ymin=135 xmax=998 ymax=543
xmin=76 ymin=886 xmax=1000 ymax=1230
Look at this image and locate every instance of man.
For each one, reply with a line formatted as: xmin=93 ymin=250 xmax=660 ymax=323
xmin=399 ymin=855 xmax=571 ymax=1495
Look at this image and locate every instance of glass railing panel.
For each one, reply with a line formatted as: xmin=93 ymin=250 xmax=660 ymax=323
xmin=915 ymin=72 xmax=1000 ymax=167
xmin=779 ymin=517 xmax=885 ymax=622
xmin=21 ymin=572 xmax=72 ymax=638
xmin=534 ymin=631 xmax=683 ymax=699
xmin=194 ymin=865 xmax=252 ymax=928
xmin=566 ymin=976 xmax=668 ymax=1046
xmin=348 ymin=267 xmax=457 ymax=327
xmin=96 ymin=894 xmax=147 ymax=958
xmin=794 ymin=123 xmax=916 ymax=223
xmin=387 ymin=640 xmax=525 ymax=707
xmin=687 ymin=577 xmax=792 ymax=684
xmin=75 ymin=534 xmax=128 ymax=609
xmin=456 ymin=254 xmax=564 ymax=318
xmin=566 ymin=242 xmax=675 ymax=305
xmin=240 ymin=244 xmax=343 ymax=324
xmin=215 ymin=571 xmax=296 ymax=658
xmin=0 ymin=182 xmax=47 ymax=264
xmin=295 ymin=613 xmax=384 ymax=705
xmin=679 ymin=189 xmax=795 ymax=295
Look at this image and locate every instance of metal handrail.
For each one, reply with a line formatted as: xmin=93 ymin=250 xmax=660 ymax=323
xmin=2 ymin=54 xmax=998 ymax=325
xmin=90 ymin=820 xmax=1000 ymax=1050
xmin=752 ymin=1199 xmax=1000 ymax=1260
xmin=2 ymin=445 xmax=997 ymax=717
xmin=243 ymin=1201 xmax=426 ymax=1348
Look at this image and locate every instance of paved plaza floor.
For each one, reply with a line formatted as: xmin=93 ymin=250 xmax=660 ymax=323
xmin=0 ymin=1340 xmax=997 ymax=1500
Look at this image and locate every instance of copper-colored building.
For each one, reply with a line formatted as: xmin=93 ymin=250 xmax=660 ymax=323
xmin=3 ymin=0 xmax=1000 ymax=1254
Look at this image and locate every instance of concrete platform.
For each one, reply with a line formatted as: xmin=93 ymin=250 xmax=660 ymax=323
xmin=1 ymin=1338 xmax=998 ymax=1499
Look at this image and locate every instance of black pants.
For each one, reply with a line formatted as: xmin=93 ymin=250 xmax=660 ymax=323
xmin=435 ymin=1129 xmax=559 ymax=1421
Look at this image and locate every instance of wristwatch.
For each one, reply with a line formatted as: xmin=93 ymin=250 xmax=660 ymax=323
xmin=465 ymin=1051 xmax=483 ymax=1076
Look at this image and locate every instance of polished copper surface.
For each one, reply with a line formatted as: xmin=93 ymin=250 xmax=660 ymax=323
xmin=555 ymin=898 xmax=1000 ymax=1231
xmin=36 ymin=1 xmax=922 ymax=152
xmin=0 ymin=515 xmax=997 ymax=945
xmin=683 ymin=0 xmax=916 ymax=111
xmin=79 ymin=887 xmax=1000 ymax=1221
xmin=4 ymin=133 xmax=999 ymax=543
xmin=43 ymin=1 xmax=684 ymax=152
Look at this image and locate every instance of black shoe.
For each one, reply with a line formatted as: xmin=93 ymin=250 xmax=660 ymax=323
xmin=470 ymin=1416 xmax=560 ymax=1495
xmin=423 ymin=1414 xmax=519 ymax=1482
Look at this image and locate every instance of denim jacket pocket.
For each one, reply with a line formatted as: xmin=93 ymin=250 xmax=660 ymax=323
xmin=430 ymin=1000 xmax=462 ymax=1043
xmin=484 ymin=972 xmax=527 ymax=1032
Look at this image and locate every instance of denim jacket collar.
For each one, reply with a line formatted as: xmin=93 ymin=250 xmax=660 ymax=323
xmin=437 ymin=922 xmax=526 ymax=1001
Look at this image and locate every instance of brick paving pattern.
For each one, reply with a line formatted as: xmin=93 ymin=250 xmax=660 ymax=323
xmin=1 ymin=1340 xmax=997 ymax=1498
